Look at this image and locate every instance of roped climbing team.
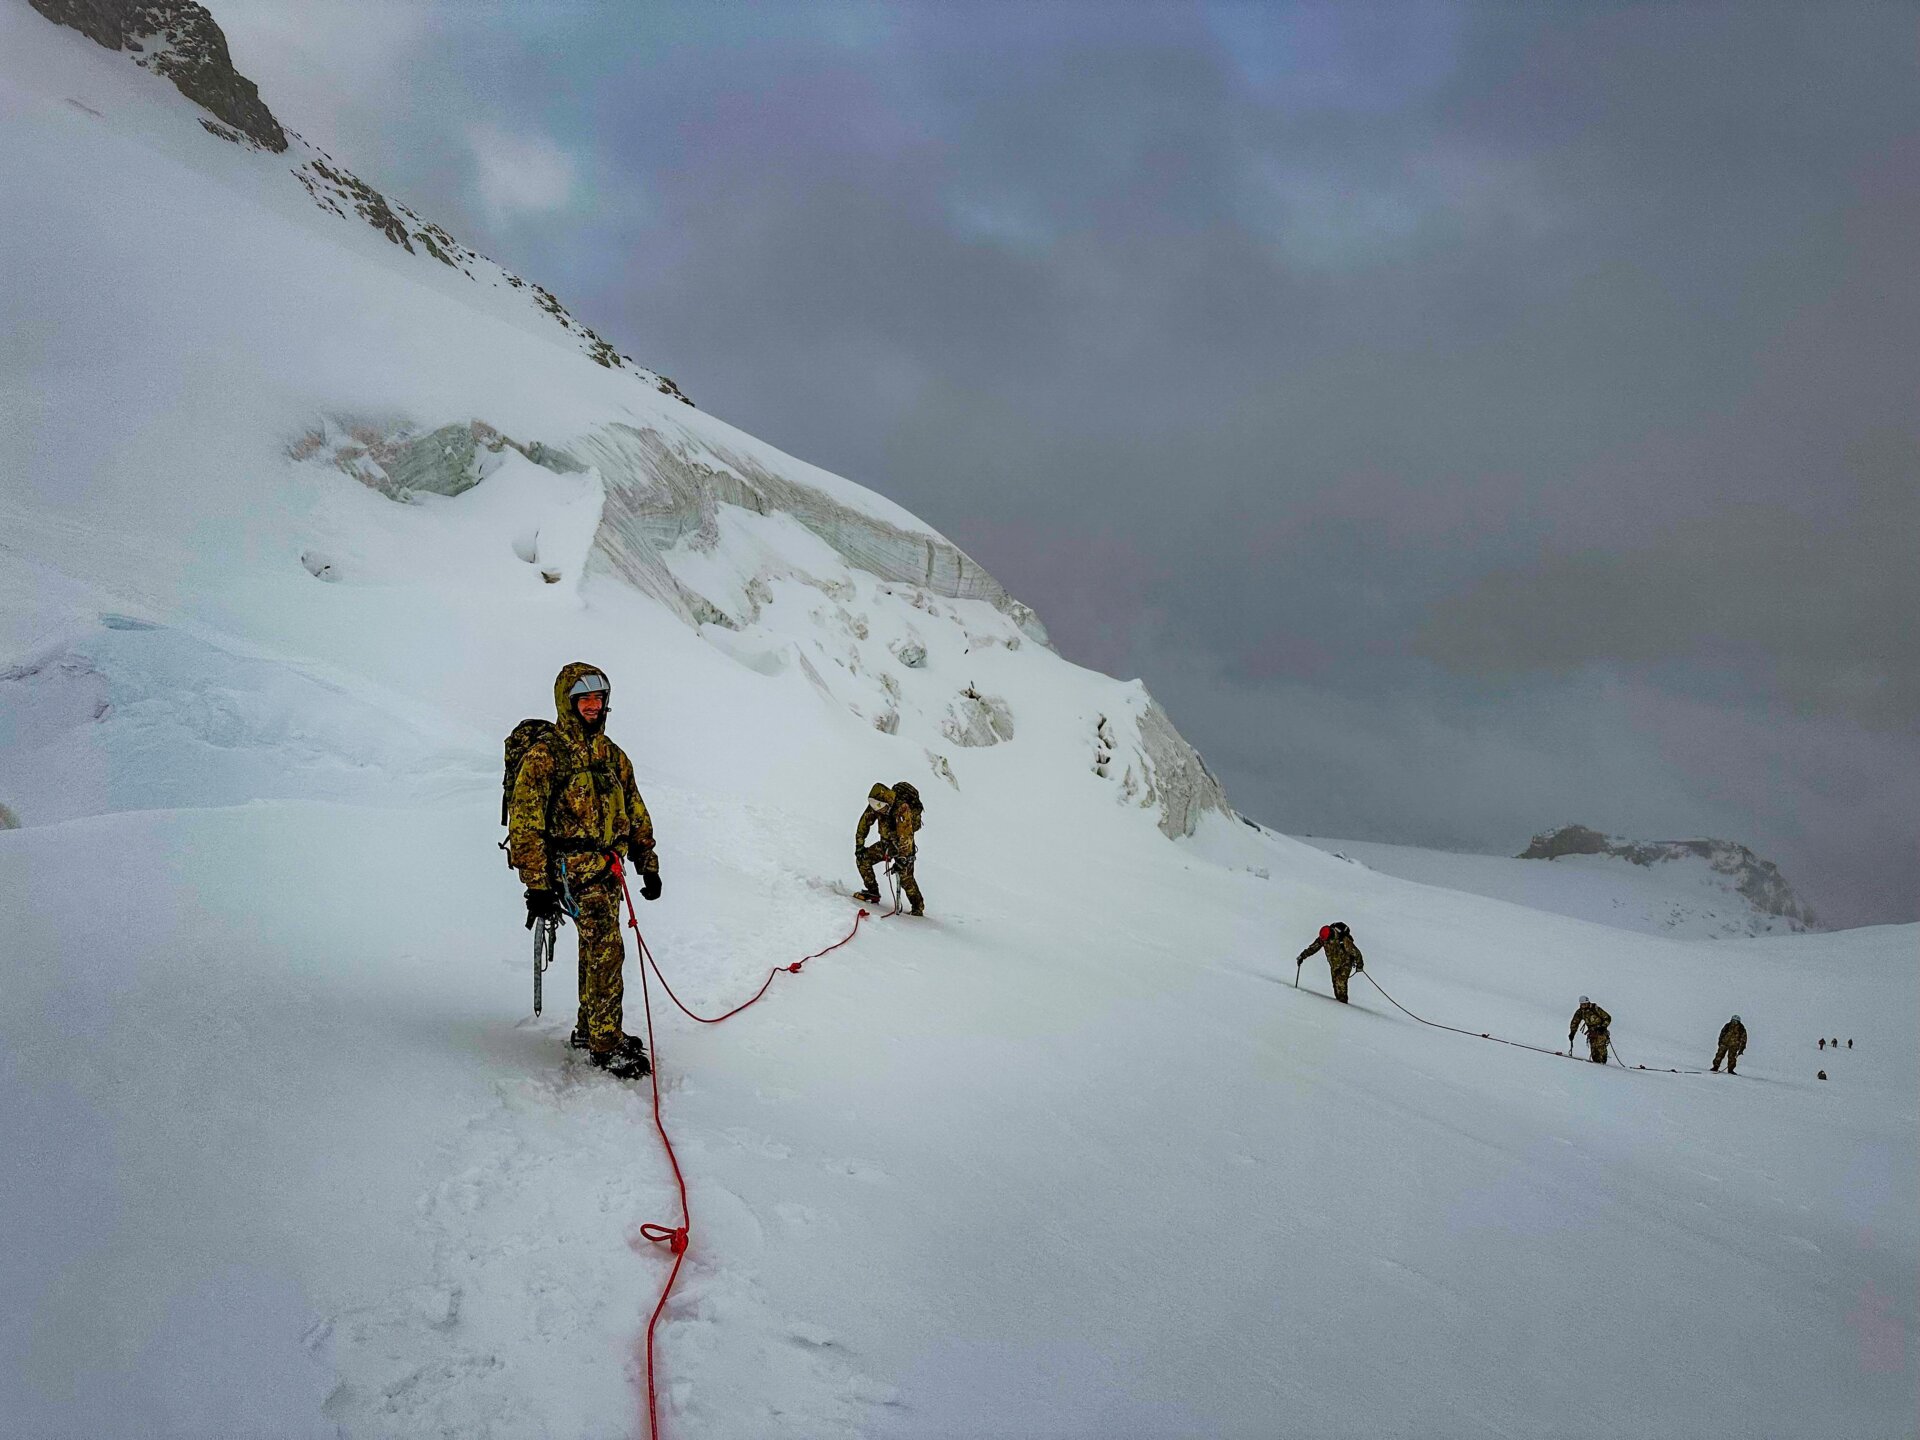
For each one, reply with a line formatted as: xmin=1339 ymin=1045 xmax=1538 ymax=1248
xmin=510 ymin=661 xmax=1762 ymax=1084
xmin=1293 ymin=920 xmax=1757 ymax=1074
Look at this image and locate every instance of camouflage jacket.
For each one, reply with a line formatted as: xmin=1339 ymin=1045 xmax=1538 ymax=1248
xmin=1718 ymin=1020 xmax=1747 ymax=1052
xmin=1299 ymin=928 xmax=1363 ymax=969
xmin=1570 ymin=1001 xmax=1612 ymax=1038
xmin=507 ymin=661 xmax=657 ymax=892
xmin=855 ymin=782 xmax=919 ymax=859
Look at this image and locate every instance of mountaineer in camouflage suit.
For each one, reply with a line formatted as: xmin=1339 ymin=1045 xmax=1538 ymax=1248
xmin=1712 ymin=1015 xmax=1747 ymax=1074
xmin=1569 ymin=997 xmax=1612 ymax=1065
xmin=508 ymin=662 xmax=661 ymax=1079
xmin=854 ymin=781 xmax=925 ymax=915
xmin=1296 ymin=922 xmax=1364 ymax=1003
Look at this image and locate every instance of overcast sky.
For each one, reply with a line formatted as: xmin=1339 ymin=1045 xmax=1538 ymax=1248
xmin=217 ymin=0 xmax=1918 ymax=926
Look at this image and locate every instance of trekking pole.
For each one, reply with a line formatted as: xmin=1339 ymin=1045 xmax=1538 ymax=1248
xmin=1294 ymin=959 xmax=1303 ymax=989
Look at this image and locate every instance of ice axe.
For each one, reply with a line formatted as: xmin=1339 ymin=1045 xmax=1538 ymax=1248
xmin=533 ymin=914 xmax=559 ymax=1017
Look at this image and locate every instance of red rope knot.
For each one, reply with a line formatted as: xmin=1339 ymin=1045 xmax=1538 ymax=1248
xmin=786 ymin=961 xmax=805 ymax=974
xmin=640 ymin=1222 xmax=689 ymax=1255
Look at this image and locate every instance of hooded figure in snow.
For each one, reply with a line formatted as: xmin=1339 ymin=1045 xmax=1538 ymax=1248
xmin=1296 ymin=922 xmax=1364 ymax=1003
xmin=507 ymin=662 xmax=660 ymax=1078
xmin=1712 ymin=1015 xmax=1747 ymax=1074
xmin=854 ymin=781 xmax=925 ymax=915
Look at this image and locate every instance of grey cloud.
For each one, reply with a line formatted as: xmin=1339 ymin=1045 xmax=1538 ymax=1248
xmin=1418 ymin=443 xmax=1920 ymax=731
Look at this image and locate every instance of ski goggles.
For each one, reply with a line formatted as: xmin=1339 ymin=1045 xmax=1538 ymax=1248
xmin=567 ymin=672 xmax=610 ymax=698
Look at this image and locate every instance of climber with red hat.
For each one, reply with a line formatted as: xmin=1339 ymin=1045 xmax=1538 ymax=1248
xmin=1296 ymin=921 xmax=1364 ymax=1003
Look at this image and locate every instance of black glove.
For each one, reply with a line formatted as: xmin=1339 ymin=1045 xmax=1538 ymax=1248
xmin=1295 ymin=951 xmax=1310 ymax=964
xmin=640 ymin=870 xmax=663 ymax=902
xmin=1353 ymin=957 xmax=1363 ymax=971
xmin=525 ymin=888 xmax=561 ymax=928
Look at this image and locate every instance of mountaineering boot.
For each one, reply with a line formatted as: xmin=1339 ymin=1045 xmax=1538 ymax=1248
xmin=908 ymin=903 xmax=925 ymax=917
xmin=571 ymin=1028 xmax=650 ymax=1068
xmin=589 ymin=1046 xmax=650 ymax=1080
xmin=852 ymin=889 xmax=881 ymax=905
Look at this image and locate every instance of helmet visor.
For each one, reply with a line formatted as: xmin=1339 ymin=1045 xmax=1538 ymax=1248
xmin=568 ymin=672 xmax=610 ymax=698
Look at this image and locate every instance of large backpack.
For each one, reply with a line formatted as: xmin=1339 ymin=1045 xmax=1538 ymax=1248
xmin=502 ymin=719 xmax=558 ymax=826
xmin=890 ymin=780 xmax=923 ymax=833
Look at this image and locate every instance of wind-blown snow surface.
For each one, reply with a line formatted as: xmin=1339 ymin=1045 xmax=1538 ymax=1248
xmin=3 ymin=8 xmax=1916 ymax=1437
xmin=1301 ymin=836 xmax=1818 ymax=940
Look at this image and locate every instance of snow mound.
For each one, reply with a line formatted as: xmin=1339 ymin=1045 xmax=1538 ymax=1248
xmin=0 ymin=618 xmax=483 ymax=822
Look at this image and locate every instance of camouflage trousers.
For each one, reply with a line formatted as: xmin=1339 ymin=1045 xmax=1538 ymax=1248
xmin=572 ymin=879 xmax=627 ymax=1054
xmin=1584 ymin=1027 xmax=1610 ymax=1064
xmin=857 ymin=845 xmax=923 ymax=912
xmin=1712 ymin=1042 xmax=1742 ymax=1073
xmin=1329 ymin=960 xmax=1357 ymax=1004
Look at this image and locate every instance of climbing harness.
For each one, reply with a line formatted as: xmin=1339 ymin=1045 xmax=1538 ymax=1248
xmin=1357 ymin=970 xmax=1708 ymax=1074
xmin=608 ymin=853 xmax=898 ymax=1440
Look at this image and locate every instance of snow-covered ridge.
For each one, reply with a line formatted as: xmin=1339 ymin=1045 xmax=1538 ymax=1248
xmin=1303 ymin=827 xmax=1819 ymax=940
xmin=27 ymin=0 xmax=696 ymax=401
xmin=1519 ymin=823 xmax=1817 ymax=933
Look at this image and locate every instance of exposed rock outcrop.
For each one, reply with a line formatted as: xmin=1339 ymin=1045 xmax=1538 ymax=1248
xmin=30 ymin=0 xmax=286 ymax=149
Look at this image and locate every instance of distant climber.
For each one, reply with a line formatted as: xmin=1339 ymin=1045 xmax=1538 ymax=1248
xmin=1819 ymin=1037 xmax=1826 ymax=1051
xmin=506 ymin=662 xmax=661 ymax=1080
xmin=1848 ymin=1038 xmax=1853 ymax=1049
xmin=1296 ymin=922 xmax=1364 ymax=1004
xmin=1712 ymin=1015 xmax=1747 ymax=1074
xmin=853 ymin=781 xmax=925 ymax=916
xmin=1569 ymin=997 xmax=1612 ymax=1064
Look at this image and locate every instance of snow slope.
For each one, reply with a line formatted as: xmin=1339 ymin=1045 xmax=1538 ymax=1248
xmin=3 ymin=7 xmax=1916 ymax=1437
xmin=1300 ymin=835 xmax=1820 ymax=940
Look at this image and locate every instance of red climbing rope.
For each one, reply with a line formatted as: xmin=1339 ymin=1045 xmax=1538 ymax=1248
xmin=610 ymin=856 xmax=890 ymax=1440
xmin=1356 ymin=970 xmax=1709 ymax=1074
xmin=634 ymin=903 xmax=873 ymax=1024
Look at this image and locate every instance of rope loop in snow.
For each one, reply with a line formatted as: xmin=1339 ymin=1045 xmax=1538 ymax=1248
xmin=640 ymin=1222 xmax=689 ymax=1255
